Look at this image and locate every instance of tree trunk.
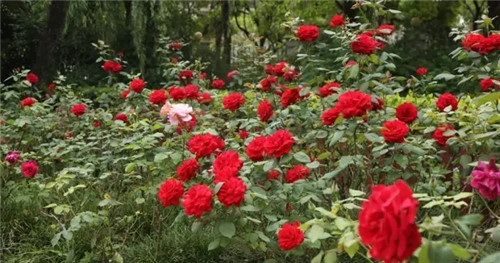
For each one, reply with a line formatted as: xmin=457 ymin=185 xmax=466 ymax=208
xmin=33 ymin=1 xmax=69 ymax=85
xmin=221 ymin=0 xmax=231 ymax=66
xmin=488 ymin=0 xmax=500 ymax=29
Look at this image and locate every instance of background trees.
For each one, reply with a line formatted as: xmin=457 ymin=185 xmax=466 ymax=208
xmin=1 ymin=0 xmax=498 ymax=86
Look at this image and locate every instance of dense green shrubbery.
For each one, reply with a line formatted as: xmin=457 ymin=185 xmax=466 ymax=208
xmin=1 ymin=3 xmax=500 ymax=263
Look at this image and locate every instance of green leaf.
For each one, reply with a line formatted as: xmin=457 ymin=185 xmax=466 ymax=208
xmin=428 ymin=242 xmax=454 ymax=263
xmin=418 ymin=242 xmax=430 ymax=263
xmin=154 ymin=153 xmax=169 ymax=163
xmin=307 ymin=224 xmax=331 ymax=242
xmin=191 ymin=221 xmax=202 ymax=233
xmin=112 ymin=252 xmax=124 ymax=263
xmin=324 ymin=249 xmax=337 ymax=263
xmin=365 ymin=133 xmax=383 ymax=143
xmin=255 ymin=231 xmax=270 ymax=242
xmin=479 ymin=252 xmax=500 ymax=263
xmin=263 ymin=160 xmax=275 ymax=172
xmin=208 ymin=238 xmax=220 ymax=251
xmin=434 ymin=73 xmax=456 ymax=81
xmin=344 ymin=241 xmax=359 ymax=258
xmin=306 ymin=161 xmax=320 ymax=169
xmin=348 ymin=189 xmax=365 ymax=197
xmin=452 ymin=192 xmax=473 ymax=201
xmin=294 ymin=152 xmax=311 ymax=163
xmin=457 ymin=214 xmax=483 ymax=225
xmin=475 ymin=92 xmax=500 ymax=106
xmin=311 ymin=251 xmax=324 ymax=263
xmin=125 ymin=162 xmax=135 ymax=173
xmin=219 ymin=222 xmax=236 ymax=238
xmin=449 ymin=243 xmax=471 ymax=260
xmin=348 ymin=64 xmax=359 ymax=79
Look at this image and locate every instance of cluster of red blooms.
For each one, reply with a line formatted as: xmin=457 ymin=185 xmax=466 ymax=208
xmin=26 ymin=72 xmax=39 ymax=84
xmin=296 ymin=25 xmax=319 ymax=42
xmin=349 ymin=25 xmax=394 ymax=55
xmin=20 ymin=97 xmax=36 ymax=108
xmin=480 ymin=78 xmax=500 ymax=92
xmin=102 ymin=61 xmax=122 ymax=73
xmin=222 ymin=93 xmax=245 ymax=111
xmin=462 ymin=33 xmax=500 ymax=55
xmin=158 ymin=132 xmax=248 ymax=218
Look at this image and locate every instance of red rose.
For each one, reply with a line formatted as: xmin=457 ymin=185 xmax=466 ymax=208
xmin=337 ymin=90 xmax=373 ymax=118
xmin=281 ymin=88 xmax=301 ymax=108
xmin=257 ymin=100 xmax=273 ymax=122
xmin=102 ymin=61 xmax=122 ymax=73
xmin=130 ymin=78 xmax=146 ymax=93
xmin=223 ymin=92 xmax=245 ymax=111
xmin=346 ymin=61 xmax=358 ymax=67
xmin=197 ymin=92 xmax=213 ymax=104
xmin=359 ymin=180 xmax=421 ymax=263
xmin=172 ymin=57 xmax=179 ymax=63
xmin=121 ymin=90 xmax=130 ymax=99
xmin=213 ymin=150 xmax=243 ymax=183
xmin=436 ymin=93 xmax=458 ymax=112
xmin=351 ymin=34 xmax=377 ymax=55
xmin=273 ymin=62 xmax=288 ymax=76
xmin=158 ymin=178 xmax=184 ymax=207
xmin=381 ymin=120 xmax=410 ymax=143
xmin=376 ymin=24 xmax=395 ymax=36
xmin=283 ymin=68 xmax=299 ymax=82
xmin=265 ymin=64 xmax=274 ymax=75
xmin=114 ymin=113 xmax=128 ymax=123
xmin=487 ymin=34 xmax=500 ymax=50
xmin=21 ymin=160 xmax=39 ymax=178
xmin=372 ymin=97 xmax=384 ymax=111
xmin=48 ymin=83 xmax=56 ymax=92
xmin=211 ymin=78 xmax=226 ymax=89
xmin=278 ymin=221 xmax=304 ymax=250
xmin=198 ymin=72 xmax=207 ymax=79
xmin=169 ymin=41 xmax=181 ymax=50
xmin=187 ymin=133 xmax=225 ymax=159
xmin=217 ymin=177 xmax=247 ymax=207
xmin=297 ymin=25 xmax=319 ymax=42
xmin=238 ymin=130 xmax=249 ymax=139
xmin=168 ymin=86 xmax=186 ymax=101
xmin=93 ymin=121 xmax=100 ymax=128
xmin=179 ymin=70 xmax=193 ymax=82
xmin=433 ymin=125 xmax=455 ymax=146
xmin=176 ymin=114 xmax=197 ymax=135
xmin=227 ymin=70 xmax=238 ymax=80
xmin=330 ymin=14 xmax=345 ymax=28
xmin=65 ymin=132 xmax=74 ymax=139
xmin=285 ymin=165 xmax=310 ymax=183
xmin=264 ymin=130 xmax=295 ymax=158
xmin=246 ymin=136 xmax=267 ymax=161
xmin=184 ymin=84 xmax=199 ymax=99
xmin=26 ymin=72 xmax=39 ymax=84
xmin=71 ymin=104 xmax=86 ymax=116
xmin=416 ymin=67 xmax=428 ymax=76
xmin=149 ymin=89 xmax=168 ymax=105
xmin=177 ymin=158 xmax=200 ymax=182
xmin=395 ymin=102 xmax=418 ymax=124
xmin=118 ymin=52 xmax=124 ymax=57
xmin=318 ymin=82 xmax=341 ymax=97
xmin=20 ymin=97 xmax=36 ymax=107
xmin=321 ymin=106 xmax=341 ymax=126
xmin=182 ymin=184 xmax=213 ymax=218
xmin=260 ymin=76 xmax=277 ymax=91
xmin=462 ymin=33 xmax=495 ymax=54
xmin=267 ymin=170 xmax=280 ymax=181
xmin=480 ymin=78 xmax=495 ymax=91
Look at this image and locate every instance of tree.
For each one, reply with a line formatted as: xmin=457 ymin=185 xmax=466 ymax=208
xmin=33 ymin=1 xmax=68 ymax=85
